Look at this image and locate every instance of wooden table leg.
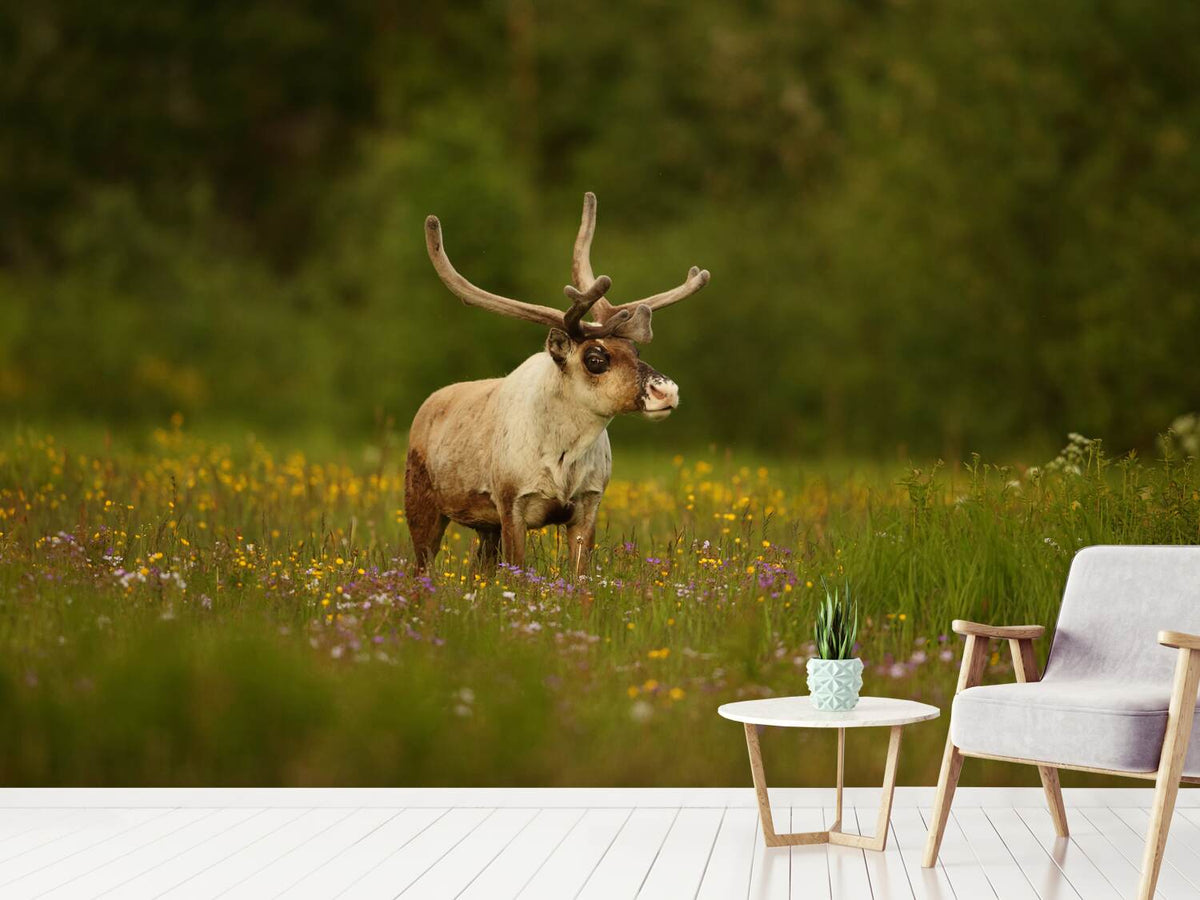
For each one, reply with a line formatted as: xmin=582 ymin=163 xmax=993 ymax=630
xmin=828 ymin=725 xmax=903 ymax=851
xmin=744 ymin=722 xmax=905 ymax=850
xmin=743 ymin=723 xmax=828 ymax=847
xmin=833 ymin=727 xmax=845 ymax=833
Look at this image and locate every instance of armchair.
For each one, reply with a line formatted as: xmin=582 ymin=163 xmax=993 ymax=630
xmin=923 ymin=545 xmax=1200 ymax=900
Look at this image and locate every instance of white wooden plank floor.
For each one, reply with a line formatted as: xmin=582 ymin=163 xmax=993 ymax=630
xmin=0 ymin=788 xmax=1197 ymax=899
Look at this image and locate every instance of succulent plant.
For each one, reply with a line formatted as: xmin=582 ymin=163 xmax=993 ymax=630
xmin=814 ymin=576 xmax=858 ymax=660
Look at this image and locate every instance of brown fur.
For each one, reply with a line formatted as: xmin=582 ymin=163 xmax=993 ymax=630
xmin=404 ymin=447 xmax=448 ymax=569
xmin=578 ymin=338 xmax=645 ymax=413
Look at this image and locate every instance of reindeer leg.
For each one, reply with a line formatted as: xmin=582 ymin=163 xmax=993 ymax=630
xmin=499 ymin=495 xmax=529 ymax=570
xmin=565 ymin=492 xmax=602 ymax=578
xmin=404 ymin=448 xmax=447 ymax=571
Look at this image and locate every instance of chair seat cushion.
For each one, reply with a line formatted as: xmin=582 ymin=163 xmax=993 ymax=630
xmin=950 ymin=680 xmax=1200 ymax=775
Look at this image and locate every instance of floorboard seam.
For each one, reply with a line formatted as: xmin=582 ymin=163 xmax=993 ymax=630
xmin=100 ymin=807 xmax=282 ymax=899
xmin=510 ymin=808 xmax=586 ymax=899
xmin=394 ymin=807 xmax=497 ymax=899
xmin=276 ymin=808 xmax=404 ymax=898
xmin=452 ymin=807 xmax=539 ymax=899
xmin=634 ymin=807 xmax=681 ymax=900
xmin=690 ymin=806 xmax=725 ymax=900
xmin=570 ymin=807 xmax=634 ymax=900
xmin=38 ymin=807 xmax=223 ymax=898
xmin=332 ymin=808 xmax=450 ymax=900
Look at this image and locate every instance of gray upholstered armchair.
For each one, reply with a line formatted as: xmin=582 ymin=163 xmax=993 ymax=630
xmin=923 ymin=545 xmax=1200 ymax=900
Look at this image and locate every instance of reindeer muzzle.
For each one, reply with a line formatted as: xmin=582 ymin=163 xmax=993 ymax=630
xmin=640 ymin=372 xmax=679 ymax=420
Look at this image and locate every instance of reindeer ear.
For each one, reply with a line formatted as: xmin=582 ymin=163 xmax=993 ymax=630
xmin=546 ymin=328 xmax=573 ymax=365
xmin=611 ymin=304 xmax=654 ymax=343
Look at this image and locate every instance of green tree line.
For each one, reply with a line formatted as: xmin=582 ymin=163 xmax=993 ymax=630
xmin=1 ymin=0 xmax=1197 ymax=455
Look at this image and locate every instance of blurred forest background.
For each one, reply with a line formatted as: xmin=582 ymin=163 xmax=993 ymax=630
xmin=1 ymin=0 xmax=1198 ymax=457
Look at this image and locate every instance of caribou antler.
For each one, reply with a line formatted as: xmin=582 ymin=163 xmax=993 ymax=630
xmin=426 ymin=215 xmax=621 ymax=341
xmin=563 ymin=280 xmax=625 ymax=341
xmin=571 ymin=192 xmax=710 ymax=343
xmin=572 ymin=192 xmax=609 ymax=318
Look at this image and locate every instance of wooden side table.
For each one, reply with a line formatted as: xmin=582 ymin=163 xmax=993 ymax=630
xmin=718 ymin=695 xmax=940 ymax=850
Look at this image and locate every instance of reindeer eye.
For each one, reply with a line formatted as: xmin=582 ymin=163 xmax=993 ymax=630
xmin=583 ymin=349 xmax=610 ymax=375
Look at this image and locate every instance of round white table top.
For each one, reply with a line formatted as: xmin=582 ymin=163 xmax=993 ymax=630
xmin=718 ymin=695 xmax=940 ymax=729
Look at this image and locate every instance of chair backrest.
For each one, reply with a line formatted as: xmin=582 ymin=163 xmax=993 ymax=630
xmin=1044 ymin=545 xmax=1200 ymax=684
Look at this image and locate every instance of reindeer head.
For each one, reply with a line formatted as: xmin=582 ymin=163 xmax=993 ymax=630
xmin=424 ymin=193 xmax=709 ymax=421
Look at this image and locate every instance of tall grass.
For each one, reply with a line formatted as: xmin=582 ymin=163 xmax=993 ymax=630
xmin=0 ymin=426 xmax=1196 ymax=786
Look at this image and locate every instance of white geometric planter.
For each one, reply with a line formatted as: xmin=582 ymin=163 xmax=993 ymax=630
xmin=806 ymin=657 xmax=864 ymax=710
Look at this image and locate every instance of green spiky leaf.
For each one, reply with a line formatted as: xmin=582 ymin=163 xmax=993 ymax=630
xmin=813 ymin=576 xmax=858 ymax=660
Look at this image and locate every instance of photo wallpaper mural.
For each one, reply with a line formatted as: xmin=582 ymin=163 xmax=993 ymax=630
xmin=0 ymin=0 xmax=1197 ymax=787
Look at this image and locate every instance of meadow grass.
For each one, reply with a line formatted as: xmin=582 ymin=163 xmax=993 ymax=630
xmin=0 ymin=425 xmax=1197 ymax=787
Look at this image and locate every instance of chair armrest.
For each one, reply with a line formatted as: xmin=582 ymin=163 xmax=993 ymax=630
xmin=952 ymin=620 xmax=1044 ymax=640
xmin=1160 ymin=630 xmax=1200 ymax=651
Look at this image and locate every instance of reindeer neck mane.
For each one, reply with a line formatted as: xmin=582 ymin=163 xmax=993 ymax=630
xmin=500 ymin=352 xmax=610 ymax=464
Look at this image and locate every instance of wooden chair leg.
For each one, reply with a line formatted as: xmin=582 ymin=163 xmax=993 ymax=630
xmin=1009 ymin=637 xmax=1070 ymax=838
xmin=924 ymin=632 xmax=987 ymax=868
xmin=1138 ymin=646 xmax=1200 ymax=900
xmin=1141 ymin=770 xmax=1182 ymax=900
xmin=1037 ymin=766 xmax=1069 ymax=838
xmin=923 ymin=735 xmax=964 ymax=867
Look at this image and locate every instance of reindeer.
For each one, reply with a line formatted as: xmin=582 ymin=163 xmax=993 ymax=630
xmin=405 ymin=193 xmax=709 ymax=575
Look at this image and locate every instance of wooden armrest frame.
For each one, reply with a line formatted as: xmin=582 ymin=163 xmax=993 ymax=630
xmin=924 ymin=616 xmax=1067 ymax=859
xmin=952 ymin=620 xmax=1044 ymax=640
xmin=1160 ymin=630 xmax=1200 ymax=651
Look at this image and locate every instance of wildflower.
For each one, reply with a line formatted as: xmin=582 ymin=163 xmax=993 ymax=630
xmin=630 ymin=701 xmax=654 ymax=722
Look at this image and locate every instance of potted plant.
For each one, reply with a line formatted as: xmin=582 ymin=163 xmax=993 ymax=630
xmin=806 ymin=578 xmax=862 ymax=710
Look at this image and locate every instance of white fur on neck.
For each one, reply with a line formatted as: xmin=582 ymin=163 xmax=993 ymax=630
xmin=499 ymin=352 xmax=610 ymax=464
xmin=488 ymin=352 xmax=612 ymax=504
